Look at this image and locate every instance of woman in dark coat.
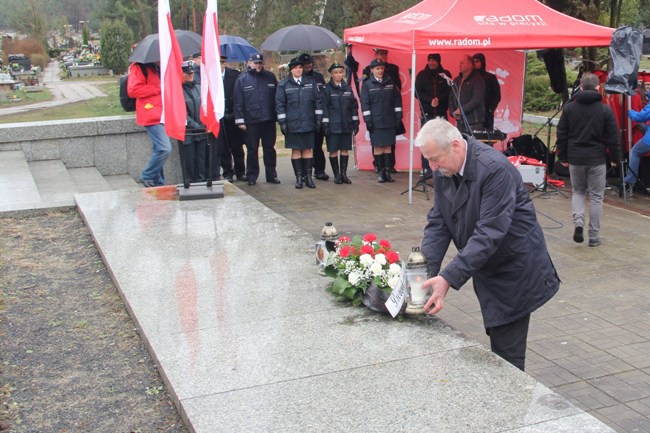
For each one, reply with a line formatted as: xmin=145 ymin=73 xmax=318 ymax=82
xmin=321 ymin=63 xmax=359 ymax=184
xmin=181 ymin=61 xmax=206 ymax=183
xmin=276 ymin=57 xmax=323 ymax=189
xmin=360 ymin=59 xmax=402 ymax=183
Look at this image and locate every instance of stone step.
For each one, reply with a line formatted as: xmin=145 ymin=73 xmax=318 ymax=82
xmin=0 ymin=151 xmax=43 ymax=212
xmin=68 ymin=167 xmax=112 ymax=194
xmin=1 ymin=153 xmax=143 ymax=214
xmin=104 ymin=174 xmax=141 ymax=191
xmin=28 ymin=160 xmax=78 ymax=206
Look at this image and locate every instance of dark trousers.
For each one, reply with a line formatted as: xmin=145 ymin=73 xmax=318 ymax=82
xmin=214 ymin=118 xmax=246 ymax=179
xmin=180 ymin=139 xmax=207 ymax=183
xmin=486 ymin=313 xmax=530 ymax=371
xmin=244 ymin=121 xmax=277 ymax=181
xmin=313 ymin=129 xmax=326 ymax=174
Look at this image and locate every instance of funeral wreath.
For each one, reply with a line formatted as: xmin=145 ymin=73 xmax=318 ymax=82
xmin=324 ymin=233 xmax=402 ymax=303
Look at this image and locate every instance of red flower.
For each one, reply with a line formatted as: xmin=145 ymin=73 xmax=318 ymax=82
xmin=339 ymin=246 xmax=352 ymax=258
xmin=360 ymin=244 xmax=374 ymax=255
xmin=386 ymin=251 xmax=400 ymax=263
xmin=379 ymin=239 xmax=391 ymax=249
xmin=338 ymin=236 xmax=350 ymax=243
xmin=363 ymin=233 xmax=377 ymax=243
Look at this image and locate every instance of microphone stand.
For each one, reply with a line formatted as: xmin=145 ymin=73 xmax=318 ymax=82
xmin=401 ymin=80 xmax=434 ymax=199
xmin=444 ymin=74 xmax=473 ymax=137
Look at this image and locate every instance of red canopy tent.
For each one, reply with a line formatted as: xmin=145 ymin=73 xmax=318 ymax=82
xmin=344 ymin=0 xmax=615 ymax=202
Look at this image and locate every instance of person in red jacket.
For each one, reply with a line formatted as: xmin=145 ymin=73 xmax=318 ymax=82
xmin=127 ymin=62 xmax=172 ymax=187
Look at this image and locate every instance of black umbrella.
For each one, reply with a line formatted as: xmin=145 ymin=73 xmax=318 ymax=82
xmin=260 ymin=24 xmax=343 ymax=52
xmin=128 ymin=30 xmax=202 ymax=63
xmin=220 ymin=35 xmax=259 ymax=62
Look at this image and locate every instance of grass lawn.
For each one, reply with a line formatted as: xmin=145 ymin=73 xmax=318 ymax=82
xmin=0 ymin=82 xmax=124 ymax=124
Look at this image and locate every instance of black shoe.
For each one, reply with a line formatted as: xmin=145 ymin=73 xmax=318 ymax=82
xmin=236 ymin=174 xmax=247 ymax=182
xmin=384 ymin=169 xmax=395 ymax=182
xmin=588 ymin=238 xmax=601 ymax=247
xmin=266 ymin=178 xmax=281 ymax=184
xmin=314 ymin=172 xmax=329 ymax=181
xmin=248 ymin=179 xmax=257 ymax=185
xmin=390 ymin=168 xmax=397 ymax=174
xmin=573 ymin=226 xmax=584 ymax=243
xmin=225 ymin=176 xmax=233 ymax=182
xmin=140 ymin=178 xmax=156 ymax=188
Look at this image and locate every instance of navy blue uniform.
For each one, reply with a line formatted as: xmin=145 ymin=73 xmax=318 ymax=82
xmin=276 ymin=76 xmax=323 ymax=135
xmin=234 ymin=68 xmax=278 ymax=182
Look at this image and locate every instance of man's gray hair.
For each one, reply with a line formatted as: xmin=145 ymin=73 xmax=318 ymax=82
xmin=580 ymin=72 xmax=599 ymax=90
xmin=415 ymin=117 xmax=462 ymax=152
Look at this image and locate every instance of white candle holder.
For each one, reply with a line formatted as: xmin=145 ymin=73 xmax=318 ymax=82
xmin=404 ymin=247 xmax=430 ymax=315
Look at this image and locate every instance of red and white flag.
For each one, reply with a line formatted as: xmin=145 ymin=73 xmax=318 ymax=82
xmin=158 ymin=0 xmax=186 ymax=141
xmin=199 ymin=0 xmax=225 ymax=137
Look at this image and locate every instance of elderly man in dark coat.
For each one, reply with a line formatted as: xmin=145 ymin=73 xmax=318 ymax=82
xmin=416 ymin=118 xmax=560 ymax=371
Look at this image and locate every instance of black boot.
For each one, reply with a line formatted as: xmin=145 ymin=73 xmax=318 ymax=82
xmin=291 ymin=158 xmax=303 ymax=189
xmin=340 ymin=155 xmax=351 ymax=184
xmin=389 ymin=145 xmax=397 ymax=173
xmin=330 ymin=157 xmax=342 ymax=184
xmin=383 ymin=153 xmax=395 ymax=182
xmin=375 ymin=154 xmax=385 ymax=183
xmin=303 ymin=157 xmax=316 ymax=188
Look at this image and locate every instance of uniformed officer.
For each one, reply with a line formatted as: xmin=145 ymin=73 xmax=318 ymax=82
xmin=180 ymin=60 xmax=206 ymax=183
xmin=298 ymin=53 xmax=329 ymax=181
xmin=233 ymin=53 xmax=280 ymax=185
xmin=214 ymin=55 xmax=246 ymax=182
xmin=321 ymin=63 xmax=359 ymax=184
xmin=362 ymin=48 xmax=402 ymax=173
xmin=360 ymin=58 xmax=402 ymax=183
xmin=276 ymin=57 xmax=323 ymax=189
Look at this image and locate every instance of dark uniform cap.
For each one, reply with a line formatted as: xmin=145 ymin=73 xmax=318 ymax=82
xmin=328 ymin=62 xmax=345 ymax=72
xmin=427 ymin=53 xmax=441 ymax=62
xmin=181 ymin=60 xmax=194 ymax=73
xmin=220 ymin=54 xmax=228 ymax=61
xmin=249 ymin=53 xmax=264 ymax=63
xmin=192 ymin=52 xmax=201 ymax=58
xmin=288 ymin=57 xmax=303 ymax=69
xmin=368 ymin=59 xmax=386 ymax=69
xmin=298 ymin=53 xmax=312 ymax=64
xmin=373 ymin=48 xmax=389 ymax=54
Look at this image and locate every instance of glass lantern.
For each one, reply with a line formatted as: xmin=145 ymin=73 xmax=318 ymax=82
xmin=316 ymin=222 xmax=338 ymax=275
xmin=404 ymin=247 xmax=430 ymax=315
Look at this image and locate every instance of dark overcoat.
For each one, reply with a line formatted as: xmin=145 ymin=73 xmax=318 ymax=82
xmin=421 ymin=138 xmax=560 ymax=328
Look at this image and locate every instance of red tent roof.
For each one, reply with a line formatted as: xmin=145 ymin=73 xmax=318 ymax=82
xmin=344 ymin=0 xmax=614 ymax=52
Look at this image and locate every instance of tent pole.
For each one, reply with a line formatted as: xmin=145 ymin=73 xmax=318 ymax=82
xmin=408 ymin=49 xmax=417 ymax=205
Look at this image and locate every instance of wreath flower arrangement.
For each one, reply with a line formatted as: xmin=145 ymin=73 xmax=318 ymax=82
xmin=324 ymin=233 xmax=402 ymax=303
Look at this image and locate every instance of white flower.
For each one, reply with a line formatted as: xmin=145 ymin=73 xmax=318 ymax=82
xmin=370 ymin=262 xmax=383 ymax=276
xmin=388 ymin=263 xmax=402 ymax=275
xmin=348 ymin=271 xmax=361 ymax=285
xmin=359 ymin=254 xmax=374 ymax=267
xmin=374 ymin=253 xmax=387 ymax=266
xmin=387 ymin=275 xmax=400 ymax=289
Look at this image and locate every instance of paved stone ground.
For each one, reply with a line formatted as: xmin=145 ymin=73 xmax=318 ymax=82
xmin=243 ymin=156 xmax=650 ymax=433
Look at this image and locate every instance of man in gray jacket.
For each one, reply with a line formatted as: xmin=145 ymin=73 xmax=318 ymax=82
xmin=449 ymin=54 xmax=485 ymax=134
xmin=416 ymin=118 xmax=560 ymax=371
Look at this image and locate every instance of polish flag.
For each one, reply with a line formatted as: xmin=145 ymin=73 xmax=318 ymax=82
xmin=199 ymin=0 xmax=225 ymax=137
xmin=158 ymin=0 xmax=186 ymax=141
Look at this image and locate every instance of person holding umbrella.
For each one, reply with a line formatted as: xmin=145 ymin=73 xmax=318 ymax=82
xmin=180 ymin=60 xmax=206 ymax=183
xmin=321 ymin=62 xmax=359 ymax=184
xmin=233 ymin=53 xmax=281 ymax=185
xmin=298 ymin=53 xmax=329 ymax=181
xmin=127 ymin=61 xmax=171 ymax=187
xmin=276 ymin=57 xmax=324 ymax=189
xmin=360 ymin=58 xmax=402 ymax=183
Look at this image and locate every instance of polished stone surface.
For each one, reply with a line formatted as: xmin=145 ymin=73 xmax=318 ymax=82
xmin=75 ymin=185 xmax=617 ymax=433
